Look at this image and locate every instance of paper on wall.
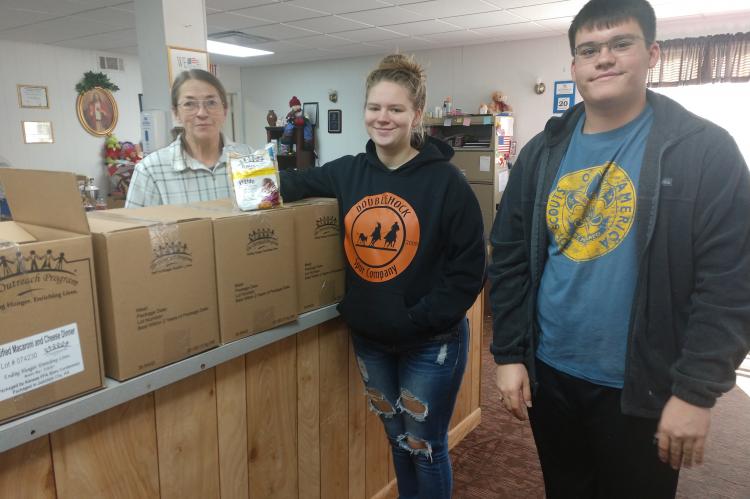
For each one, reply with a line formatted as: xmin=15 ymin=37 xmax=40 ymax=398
xmin=480 ymin=156 xmax=491 ymax=172
xmin=498 ymin=169 xmax=510 ymax=192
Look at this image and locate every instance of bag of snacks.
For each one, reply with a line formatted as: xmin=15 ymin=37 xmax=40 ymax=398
xmin=227 ymin=143 xmax=282 ymax=211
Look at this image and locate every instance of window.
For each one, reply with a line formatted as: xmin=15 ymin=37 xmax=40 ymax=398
xmin=652 ymin=82 xmax=750 ymax=165
xmin=648 ymin=32 xmax=750 ymax=87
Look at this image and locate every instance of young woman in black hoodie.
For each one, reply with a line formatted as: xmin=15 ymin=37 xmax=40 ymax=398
xmin=280 ymin=54 xmax=485 ymax=498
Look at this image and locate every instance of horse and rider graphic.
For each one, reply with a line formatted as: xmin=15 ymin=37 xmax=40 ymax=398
xmin=356 ymin=221 xmax=400 ymax=251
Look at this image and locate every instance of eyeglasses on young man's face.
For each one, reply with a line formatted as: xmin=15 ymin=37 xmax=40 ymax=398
xmin=574 ymin=35 xmax=645 ymax=62
xmin=177 ymin=98 xmax=223 ymax=114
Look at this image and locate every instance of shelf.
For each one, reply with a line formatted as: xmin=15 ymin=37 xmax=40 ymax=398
xmin=454 ymin=147 xmax=493 ymax=152
xmin=0 ymin=304 xmax=339 ymax=453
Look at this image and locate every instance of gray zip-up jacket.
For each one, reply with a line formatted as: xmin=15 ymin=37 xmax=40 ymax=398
xmin=489 ymin=91 xmax=750 ymax=417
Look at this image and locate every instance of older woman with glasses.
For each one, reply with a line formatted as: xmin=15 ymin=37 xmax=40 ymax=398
xmin=126 ymin=69 xmax=251 ymax=207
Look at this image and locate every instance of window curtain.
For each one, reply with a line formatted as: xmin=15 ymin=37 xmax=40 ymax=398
xmin=647 ymin=32 xmax=750 ymax=87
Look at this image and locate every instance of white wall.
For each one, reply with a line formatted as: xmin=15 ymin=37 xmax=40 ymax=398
xmin=0 ymin=40 xmax=142 ymax=192
xmin=215 ymin=64 xmax=244 ymax=142
xmin=241 ymin=56 xmax=380 ymax=164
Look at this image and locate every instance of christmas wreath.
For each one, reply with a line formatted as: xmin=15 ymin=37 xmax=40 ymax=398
xmin=76 ymin=71 xmax=120 ymax=95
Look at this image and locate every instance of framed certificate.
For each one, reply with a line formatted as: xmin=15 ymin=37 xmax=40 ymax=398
xmin=17 ymin=85 xmax=49 ymax=108
xmin=22 ymin=121 xmax=54 ymax=144
xmin=167 ymin=46 xmax=209 ymax=84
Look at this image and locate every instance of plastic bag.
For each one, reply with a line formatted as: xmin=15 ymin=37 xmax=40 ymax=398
xmin=227 ymin=143 xmax=282 ymax=211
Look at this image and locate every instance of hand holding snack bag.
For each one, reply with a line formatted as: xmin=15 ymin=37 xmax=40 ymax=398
xmin=227 ymin=143 xmax=283 ymax=211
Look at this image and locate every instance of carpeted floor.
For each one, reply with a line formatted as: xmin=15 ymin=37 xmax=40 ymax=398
xmin=450 ymin=313 xmax=750 ymax=499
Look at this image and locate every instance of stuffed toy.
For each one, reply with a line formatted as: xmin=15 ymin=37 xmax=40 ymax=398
xmin=487 ymin=91 xmax=512 ymax=114
xmin=282 ymin=96 xmax=313 ymax=149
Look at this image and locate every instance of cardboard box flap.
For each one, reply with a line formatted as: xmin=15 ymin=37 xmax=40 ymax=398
xmin=0 ymin=169 xmax=90 ymax=235
xmin=0 ymin=222 xmax=37 ymax=244
xmin=105 ymin=206 xmax=208 ymax=224
xmin=87 ymin=213 xmax=147 ymax=233
xmin=285 ymin=198 xmax=337 ymax=207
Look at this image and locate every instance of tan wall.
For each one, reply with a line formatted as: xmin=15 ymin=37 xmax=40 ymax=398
xmin=0 ymin=294 xmax=483 ymax=499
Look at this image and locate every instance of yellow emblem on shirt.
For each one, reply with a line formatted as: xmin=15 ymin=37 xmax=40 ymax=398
xmin=546 ymin=162 xmax=636 ymax=262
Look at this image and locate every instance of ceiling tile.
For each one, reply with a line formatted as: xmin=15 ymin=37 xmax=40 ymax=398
xmin=241 ymin=23 xmax=320 ymax=40
xmin=480 ymin=0 xmax=545 ymax=8
xmin=233 ymin=3 xmax=329 ymax=23
xmin=471 ymin=21 xmax=549 ymax=37
xmin=2 ymin=0 xmax=107 ymax=16
xmin=56 ymin=28 xmax=136 ymax=50
xmin=443 ymin=10 xmax=528 ymax=29
xmin=0 ymin=15 xmax=121 ymax=43
xmin=420 ymin=29 xmax=484 ymax=44
xmin=206 ymin=0 xmax=274 ymax=11
xmin=385 ymin=19 xmax=462 ymax=36
xmin=207 ymin=12 xmax=271 ymax=31
xmin=508 ymin=1 xmax=588 ymax=21
xmin=381 ymin=36 xmax=440 ymax=50
xmin=0 ymin=7 xmax=57 ymax=31
xmin=399 ymin=0 xmax=499 ymax=18
xmin=339 ymin=6 xmax=431 ymax=25
xmin=286 ymin=15 xmax=371 ymax=33
xmin=535 ymin=16 xmax=572 ymax=32
xmin=74 ymin=6 xmax=136 ymax=29
xmin=333 ymin=26 xmax=407 ymax=42
xmin=290 ymin=33 xmax=354 ymax=48
xmin=249 ymin=39 xmax=308 ymax=53
xmin=291 ymin=0 xmax=391 ymax=15
xmin=654 ymin=0 xmax=750 ymax=19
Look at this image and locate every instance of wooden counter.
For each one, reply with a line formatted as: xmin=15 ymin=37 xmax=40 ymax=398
xmin=0 ymin=294 xmax=483 ymax=499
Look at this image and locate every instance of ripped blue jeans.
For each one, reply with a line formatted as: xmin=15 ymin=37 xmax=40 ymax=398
xmin=351 ymin=318 xmax=468 ymax=499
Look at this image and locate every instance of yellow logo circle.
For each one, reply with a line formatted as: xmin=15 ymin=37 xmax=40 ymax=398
xmin=546 ymin=162 xmax=636 ymax=262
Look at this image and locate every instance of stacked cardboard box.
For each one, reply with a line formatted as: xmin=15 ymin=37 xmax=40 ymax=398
xmin=177 ymin=199 xmax=299 ymax=343
xmin=285 ymin=198 xmax=345 ymax=314
xmin=0 ymin=169 xmax=104 ymax=423
xmin=87 ymin=207 xmax=220 ymax=380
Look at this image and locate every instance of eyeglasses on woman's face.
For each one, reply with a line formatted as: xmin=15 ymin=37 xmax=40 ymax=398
xmin=177 ymin=98 xmax=223 ymax=114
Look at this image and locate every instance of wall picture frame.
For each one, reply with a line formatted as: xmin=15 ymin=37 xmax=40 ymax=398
xmin=22 ymin=121 xmax=54 ymax=144
xmin=328 ymin=109 xmax=341 ymax=134
xmin=17 ymin=85 xmax=49 ymax=108
xmin=303 ymin=102 xmax=318 ymax=126
xmin=76 ymin=87 xmax=118 ymax=136
xmin=167 ymin=46 xmax=209 ymax=85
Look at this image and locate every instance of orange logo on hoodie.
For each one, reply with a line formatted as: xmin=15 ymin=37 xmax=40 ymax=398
xmin=344 ymin=193 xmax=420 ymax=282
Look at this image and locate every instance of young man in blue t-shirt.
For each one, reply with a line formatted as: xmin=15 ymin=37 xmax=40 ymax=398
xmin=489 ymin=0 xmax=750 ymax=497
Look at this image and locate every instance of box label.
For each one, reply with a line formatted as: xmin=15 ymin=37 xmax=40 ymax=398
xmin=246 ymin=227 xmax=279 ymax=255
xmin=0 ymin=322 xmax=84 ymax=402
xmin=314 ymin=215 xmax=340 ymax=239
xmin=0 ymin=250 xmax=88 ymax=313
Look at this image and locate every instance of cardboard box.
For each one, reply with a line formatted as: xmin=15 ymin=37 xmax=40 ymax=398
xmin=286 ymin=199 xmax=345 ymax=313
xmin=174 ymin=199 xmax=298 ymax=343
xmin=87 ymin=206 xmax=219 ymax=380
xmin=0 ymin=169 xmax=104 ymax=423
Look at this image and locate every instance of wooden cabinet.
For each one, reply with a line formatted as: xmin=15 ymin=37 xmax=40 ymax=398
xmin=266 ymin=125 xmax=316 ymax=170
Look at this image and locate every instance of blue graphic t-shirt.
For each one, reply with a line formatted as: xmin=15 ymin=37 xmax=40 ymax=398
xmin=536 ymin=105 xmax=653 ymax=388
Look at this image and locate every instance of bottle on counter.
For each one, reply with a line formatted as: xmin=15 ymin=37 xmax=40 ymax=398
xmin=83 ymin=178 xmax=99 ymax=212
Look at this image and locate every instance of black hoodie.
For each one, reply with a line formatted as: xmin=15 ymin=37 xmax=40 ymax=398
xmin=280 ymin=137 xmax=486 ymax=346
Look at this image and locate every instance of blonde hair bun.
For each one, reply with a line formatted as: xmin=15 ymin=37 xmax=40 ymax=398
xmin=366 ymin=53 xmax=427 ymax=148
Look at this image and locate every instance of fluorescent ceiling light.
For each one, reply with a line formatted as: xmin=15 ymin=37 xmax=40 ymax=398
xmin=207 ymin=40 xmax=273 ymax=57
